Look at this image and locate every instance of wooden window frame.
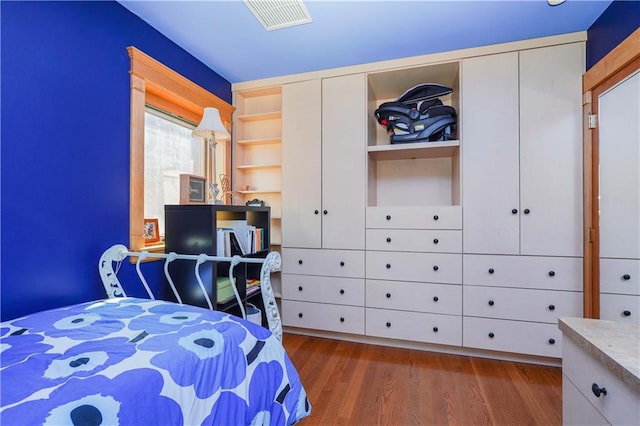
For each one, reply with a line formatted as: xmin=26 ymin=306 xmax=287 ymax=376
xmin=128 ymin=46 xmax=234 ymax=252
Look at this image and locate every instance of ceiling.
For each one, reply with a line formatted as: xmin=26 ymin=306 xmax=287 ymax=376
xmin=118 ymin=0 xmax=613 ymax=84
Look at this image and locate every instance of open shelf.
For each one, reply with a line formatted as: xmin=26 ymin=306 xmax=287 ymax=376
xmin=236 ymin=137 xmax=282 ymax=146
xmin=367 ymin=140 xmax=460 ymax=161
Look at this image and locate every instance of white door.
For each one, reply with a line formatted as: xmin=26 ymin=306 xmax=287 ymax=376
xmin=322 ymin=74 xmax=366 ymax=250
xmin=598 ymin=70 xmax=640 ymax=260
xmin=282 ymin=79 xmax=322 ymax=248
xmin=519 ymin=43 xmax=584 ymax=257
xmin=462 ymin=52 xmax=520 ymax=255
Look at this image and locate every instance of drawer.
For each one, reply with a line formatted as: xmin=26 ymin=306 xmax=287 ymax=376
xmin=463 ymin=286 xmax=582 ymax=323
xmin=463 ymin=255 xmax=582 ymax=291
xmin=562 ymin=375 xmax=609 ymax=426
xmin=600 ymin=293 xmax=639 ymax=326
xmin=366 ymin=206 xmax=462 ymax=229
xmin=282 ymin=300 xmax=364 ymax=335
xmin=600 ymin=258 xmax=640 ymax=295
xmin=366 ymin=229 xmax=461 ymax=253
xmin=366 ymin=308 xmax=462 ymax=346
xmin=366 ymin=251 xmax=462 ymax=284
xmin=462 ymin=317 xmax=562 ymax=358
xmin=282 ymin=274 xmax=364 ymax=306
xmin=366 ymin=280 xmax=462 ymax=315
xmin=563 ymin=337 xmax=640 ymax=426
xmin=282 ymin=248 xmax=364 ymax=278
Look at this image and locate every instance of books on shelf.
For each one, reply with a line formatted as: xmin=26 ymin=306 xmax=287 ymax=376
xmin=216 ymin=219 xmax=267 ymax=256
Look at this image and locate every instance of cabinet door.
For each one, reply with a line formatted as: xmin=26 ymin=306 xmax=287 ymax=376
xmin=598 ymin=71 xmax=640 ymax=259
xmin=282 ymin=79 xmax=322 ymax=248
xmin=519 ymin=43 xmax=584 ymax=256
xmin=322 ymin=74 xmax=366 ymax=249
xmin=462 ymin=52 xmax=520 ymax=255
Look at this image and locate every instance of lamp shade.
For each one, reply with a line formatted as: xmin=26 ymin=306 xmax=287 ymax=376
xmin=192 ymin=107 xmax=230 ymax=140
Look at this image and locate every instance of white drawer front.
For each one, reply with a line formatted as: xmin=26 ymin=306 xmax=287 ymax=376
xmin=463 ymin=317 xmax=562 ymax=358
xmin=282 ymin=274 xmax=364 ymax=306
xmin=562 ymin=375 xmax=609 ymax=426
xmin=366 ymin=229 xmax=462 ymax=253
xmin=366 ymin=206 xmax=462 ymax=229
xmin=282 ymin=300 xmax=364 ymax=335
xmin=367 ymin=251 xmax=462 ymax=284
xmin=463 ymin=286 xmax=583 ymax=323
xmin=600 ymin=293 xmax=640 ymax=326
xmin=563 ymin=337 xmax=640 ymax=426
xmin=600 ymin=258 xmax=640 ymax=295
xmin=282 ymin=248 xmax=364 ymax=278
xmin=366 ymin=280 xmax=462 ymax=315
xmin=463 ymin=255 xmax=582 ymax=291
xmin=366 ymin=308 xmax=462 ymax=346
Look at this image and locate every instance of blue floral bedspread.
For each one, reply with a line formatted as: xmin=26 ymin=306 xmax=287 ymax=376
xmin=0 ymin=298 xmax=311 ymax=425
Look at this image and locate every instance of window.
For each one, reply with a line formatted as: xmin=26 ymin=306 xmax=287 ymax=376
xmin=128 ymin=46 xmax=234 ymax=252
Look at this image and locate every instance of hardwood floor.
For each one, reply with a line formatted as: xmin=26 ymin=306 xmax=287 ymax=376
xmin=283 ymin=334 xmax=562 ymax=426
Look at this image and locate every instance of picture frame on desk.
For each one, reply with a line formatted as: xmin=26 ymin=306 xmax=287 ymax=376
xmin=143 ymin=218 xmax=160 ymax=243
xmin=180 ymin=174 xmax=206 ymax=204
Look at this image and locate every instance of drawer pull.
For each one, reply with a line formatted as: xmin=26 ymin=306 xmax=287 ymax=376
xmin=386 ymin=237 xmax=392 ymax=243
xmin=323 ymin=209 xmax=328 ymax=215
xmin=386 ymin=322 xmax=391 ymax=328
xmin=623 ymin=274 xmax=631 ymax=280
xmin=548 ymin=338 xmax=556 ymax=345
xmin=298 ymin=286 xmax=303 ymax=291
xmin=488 ymin=268 xmax=495 ymax=274
xmin=386 ymin=293 xmax=391 ymax=298
xmin=298 ymin=259 xmax=303 ymax=265
xmin=591 ymin=383 xmax=607 ymax=398
xmin=340 ymin=317 xmax=345 ymax=323
xmin=433 ymin=296 xmax=439 ymax=302
xmin=433 ymin=265 xmax=439 ymax=271
xmin=314 ymin=209 xmax=319 ymax=215
xmin=623 ymin=310 xmax=631 ymax=317
xmin=488 ymin=332 xmax=495 ymax=338
xmin=488 ymin=300 xmax=495 ymax=306
xmin=524 ymin=208 xmax=531 ymax=214
xmin=433 ymin=238 xmax=439 ymax=244
xmin=512 ymin=208 xmax=518 ymax=214
xmin=340 ymin=261 xmax=345 ymax=267
xmin=340 ymin=289 xmax=345 ymax=295
xmin=386 ymin=215 xmax=391 ymax=220
xmin=298 ymin=313 xmax=303 ymax=318
xmin=433 ymin=215 xmax=439 ymax=221
xmin=548 ymin=270 xmax=555 ymax=277
xmin=433 ymin=327 xmax=439 ymax=333
xmin=548 ymin=304 xmax=555 ymax=311
xmin=386 ymin=263 xmax=391 ymax=269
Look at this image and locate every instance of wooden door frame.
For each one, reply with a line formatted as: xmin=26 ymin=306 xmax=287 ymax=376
xmin=582 ymin=28 xmax=640 ymax=318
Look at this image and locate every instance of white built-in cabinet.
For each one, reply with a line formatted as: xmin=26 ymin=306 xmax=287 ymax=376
xmin=598 ymin=70 xmax=640 ymax=326
xmin=234 ymin=33 xmax=588 ymax=363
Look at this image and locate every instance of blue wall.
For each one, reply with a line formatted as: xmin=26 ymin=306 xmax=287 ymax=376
xmin=1 ymin=1 xmax=231 ymax=321
xmin=587 ymin=0 xmax=640 ymax=69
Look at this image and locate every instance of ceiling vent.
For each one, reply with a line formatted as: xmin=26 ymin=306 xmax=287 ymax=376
xmin=243 ymin=0 xmax=312 ymax=31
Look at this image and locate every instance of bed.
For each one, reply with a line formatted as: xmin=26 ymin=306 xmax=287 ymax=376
xmin=0 ymin=245 xmax=311 ymax=425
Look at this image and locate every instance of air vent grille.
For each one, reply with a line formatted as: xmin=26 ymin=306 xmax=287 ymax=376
xmin=243 ymin=0 xmax=312 ymax=31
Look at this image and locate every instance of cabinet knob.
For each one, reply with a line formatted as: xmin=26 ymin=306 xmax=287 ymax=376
xmin=386 ymin=215 xmax=391 ymax=220
xmin=340 ymin=261 xmax=345 ymax=267
xmin=386 ymin=237 xmax=392 ymax=243
xmin=548 ymin=304 xmax=555 ymax=311
xmin=323 ymin=209 xmax=328 ymax=215
xmin=488 ymin=332 xmax=495 ymax=338
xmin=298 ymin=286 xmax=303 ymax=291
xmin=591 ymin=383 xmax=607 ymax=398
xmin=524 ymin=208 xmax=531 ymax=214
xmin=433 ymin=265 xmax=439 ymax=271
xmin=340 ymin=317 xmax=345 ymax=323
xmin=386 ymin=263 xmax=391 ymax=269
xmin=488 ymin=268 xmax=495 ymax=274
xmin=548 ymin=270 xmax=555 ymax=277
xmin=623 ymin=274 xmax=631 ymax=280
xmin=488 ymin=300 xmax=495 ymax=306
xmin=623 ymin=310 xmax=631 ymax=317
xmin=433 ymin=215 xmax=439 ymax=221
xmin=298 ymin=313 xmax=303 ymax=318
xmin=340 ymin=289 xmax=345 ymax=295
xmin=314 ymin=209 xmax=319 ymax=215
xmin=386 ymin=293 xmax=391 ymax=298
xmin=433 ymin=296 xmax=439 ymax=302
xmin=298 ymin=259 xmax=303 ymax=265
xmin=548 ymin=338 xmax=556 ymax=345
xmin=433 ymin=327 xmax=439 ymax=333
xmin=433 ymin=238 xmax=439 ymax=244
xmin=386 ymin=322 xmax=391 ymax=328
xmin=512 ymin=208 xmax=518 ymax=214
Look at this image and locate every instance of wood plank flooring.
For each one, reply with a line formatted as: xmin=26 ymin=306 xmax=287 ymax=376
xmin=283 ymin=334 xmax=562 ymax=426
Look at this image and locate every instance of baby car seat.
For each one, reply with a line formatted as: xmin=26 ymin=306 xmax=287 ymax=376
xmin=374 ymin=83 xmax=457 ymax=144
